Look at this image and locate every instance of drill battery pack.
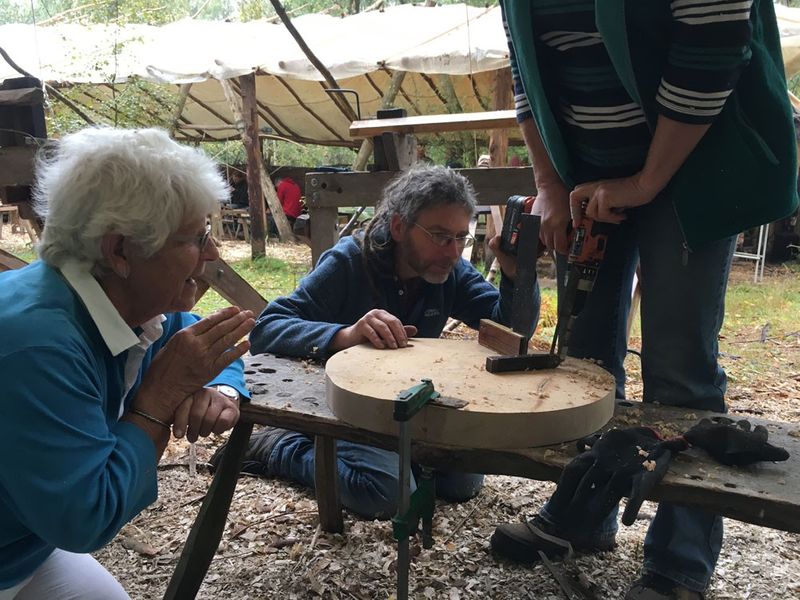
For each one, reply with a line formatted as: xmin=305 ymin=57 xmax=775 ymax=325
xmin=500 ymin=195 xmax=535 ymax=255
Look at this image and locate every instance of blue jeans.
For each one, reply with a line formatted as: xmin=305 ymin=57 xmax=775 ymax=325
xmin=267 ymin=433 xmax=484 ymax=520
xmin=542 ymin=194 xmax=734 ymax=592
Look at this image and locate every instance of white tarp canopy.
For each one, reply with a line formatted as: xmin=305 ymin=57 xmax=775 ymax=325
xmin=0 ymin=4 xmax=510 ymax=145
xmin=2 ymin=2 xmax=800 ymax=146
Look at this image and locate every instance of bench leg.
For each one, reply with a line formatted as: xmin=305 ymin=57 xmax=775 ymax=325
xmin=163 ymin=419 xmax=254 ymax=600
xmin=21 ymin=219 xmax=39 ymax=245
xmin=314 ymin=435 xmax=344 ymax=533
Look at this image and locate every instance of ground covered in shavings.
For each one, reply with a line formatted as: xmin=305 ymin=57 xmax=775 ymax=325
xmin=81 ymin=247 xmax=797 ymax=599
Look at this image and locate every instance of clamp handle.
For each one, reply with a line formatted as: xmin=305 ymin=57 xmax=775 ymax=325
xmin=393 ymin=378 xmax=440 ymax=422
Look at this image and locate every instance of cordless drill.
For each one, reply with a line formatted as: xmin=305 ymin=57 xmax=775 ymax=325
xmin=550 ymin=206 xmax=611 ymax=359
xmin=500 ymin=195 xmax=535 ymax=256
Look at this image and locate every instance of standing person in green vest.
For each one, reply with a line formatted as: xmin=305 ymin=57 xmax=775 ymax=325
xmin=493 ymin=2 xmax=798 ymax=599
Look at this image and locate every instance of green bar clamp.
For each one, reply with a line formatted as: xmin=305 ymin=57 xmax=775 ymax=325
xmin=393 ymin=378 xmax=439 ymax=422
xmin=392 ymin=379 xmax=439 ymax=548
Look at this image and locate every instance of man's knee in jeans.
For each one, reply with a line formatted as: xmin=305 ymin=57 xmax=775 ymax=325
xmin=341 ymin=472 xmax=484 ymax=519
xmin=435 ymin=471 xmax=484 ymax=502
xmin=339 ymin=475 xmax=401 ymax=520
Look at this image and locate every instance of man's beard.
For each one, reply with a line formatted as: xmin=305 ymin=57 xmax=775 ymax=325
xmin=400 ymin=238 xmax=456 ymax=284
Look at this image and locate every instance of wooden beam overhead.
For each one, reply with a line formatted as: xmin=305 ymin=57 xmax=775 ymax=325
xmin=186 ymin=91 xmax=237 ymax=129
xmin=270 ymin=0 xmax=358 ymax=123
xmin=470 ymin=73 xmax=490 ymax=112
xmin=349 ymin=110 xmax=517 ymax=138
xmin=305 ymin=167 xmax=534 ymax=209
xmin=418 ymin=72 xmax=449 ymax=109
xmin=272 ymin=75 xmax=345 ymax=142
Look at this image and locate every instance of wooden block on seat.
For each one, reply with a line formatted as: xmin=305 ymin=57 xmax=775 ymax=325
xmin=477 ymin=319 xmax=526 ymax=356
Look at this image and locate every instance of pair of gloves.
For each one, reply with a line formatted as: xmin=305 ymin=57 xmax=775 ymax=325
xmin=546 ymin=417 xmax=790 ymax=535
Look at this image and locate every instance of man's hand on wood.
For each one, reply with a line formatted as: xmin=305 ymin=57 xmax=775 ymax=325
xmin=333 ymin=309 xmax=417 ymax=351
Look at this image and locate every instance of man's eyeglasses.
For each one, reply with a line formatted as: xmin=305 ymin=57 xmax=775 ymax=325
xmin=414 ymin=223 xmax=475 ymax=249
xmin=174 ymin=224 xmax=214 ymax=251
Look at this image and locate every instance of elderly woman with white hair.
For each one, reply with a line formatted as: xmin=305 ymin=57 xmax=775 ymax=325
xmin=0 ymin=127 xmax=255 ymax=599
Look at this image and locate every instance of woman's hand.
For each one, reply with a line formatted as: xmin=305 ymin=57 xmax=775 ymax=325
xmin=532 ymin=182 xmax=572 ymax=255
xmin=134 ymin=306 xmax=255 ymax=422
xmin=569 ymin=174 xmax=661 ymax=228
xmin=172 ymin=387 xmax=240 ymax=442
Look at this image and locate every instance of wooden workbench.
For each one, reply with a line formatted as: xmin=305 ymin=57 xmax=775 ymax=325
xmin=164 ymin=353 xmax=800 ymax=599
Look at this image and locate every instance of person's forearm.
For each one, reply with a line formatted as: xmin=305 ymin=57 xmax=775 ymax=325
xmin=519 ymin=117 xmax=566 ymax=191
xmin=638 ymin=114 xmax=711 ymax=196
xmin=329 ymin=325 xmax=357 ymax=352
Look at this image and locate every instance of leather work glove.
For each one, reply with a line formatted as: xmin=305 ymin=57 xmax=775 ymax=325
xmin=683 ymin=416 xmax=790 ymax=467
xmin=546 ymin=427 xmax=688 ymax=534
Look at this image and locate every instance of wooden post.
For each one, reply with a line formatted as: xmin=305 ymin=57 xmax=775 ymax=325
xmin=308 ymin=205 xmax=338 ymax=267
xmin=168 ymin=83 xmax=192 ymax=138
xmin=238 ymin=74 xmax=268 ymax=258
xmin=352 ymin=71 xmax=407 ymax=171
xmin=489 ymin=68 xmax=511 ymax=169
xmin=314 ymin=435 xmax=344 ymax=533
xmin=220 ymin=76 xmax=295 ymax=249
xmin=486 ymin=68 xmax=513 ymax=260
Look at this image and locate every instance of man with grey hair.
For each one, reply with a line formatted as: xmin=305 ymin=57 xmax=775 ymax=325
xmin=213 ymin=165 xmax=540 ymax=519
xmin=0 ymin=127 xmax=255 ymax=599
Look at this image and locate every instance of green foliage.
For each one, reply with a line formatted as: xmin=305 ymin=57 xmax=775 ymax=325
xmin=6 ymin=246 xmax=37 ymax=263
xmin=1 ymin=0 xmax=239 ymax=25
xmin=2 ymin=0 xmax=499 ymax=26
xmin=266 ymin=140 xmax=356 ymax=168
xmin=49 ymin=78 xmax=177 ymax=136
xmin=199 ymin=139 xmax=356 ymax=170
xmin=789 ymin=73 xmax=800 ymax=99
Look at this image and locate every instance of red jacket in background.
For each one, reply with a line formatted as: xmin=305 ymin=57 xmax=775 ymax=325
xmin=276 ymin=177 xmax=302 ymax=219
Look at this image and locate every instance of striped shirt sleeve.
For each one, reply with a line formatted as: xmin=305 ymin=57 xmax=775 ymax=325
xmin=657 ymin=0 xmax=754 ymax=124
xmin=501 ymin=2 xmax=533 ymax=123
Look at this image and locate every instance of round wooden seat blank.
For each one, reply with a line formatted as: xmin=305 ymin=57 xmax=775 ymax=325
xmin=325 ymin=338 xmax=615 ymax=449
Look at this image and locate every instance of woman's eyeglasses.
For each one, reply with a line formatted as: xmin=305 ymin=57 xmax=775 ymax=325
xmin=414 ymin=222 xmax=475 ymax=249
xmin=174 ymin=224 xmax=214 ymax=251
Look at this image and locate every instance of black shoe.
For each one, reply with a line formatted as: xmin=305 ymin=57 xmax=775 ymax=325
xmin=625 ymin=574 xmax=703 ymax=600
xmin=490 ymin=515 xmax=616 ymax=564
xmin=209 ymin=426 xmax=291 ymax=476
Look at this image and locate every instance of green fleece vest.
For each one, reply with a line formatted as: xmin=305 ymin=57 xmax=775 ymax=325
xmin=505 ymin=0 xmax=799 ymax=249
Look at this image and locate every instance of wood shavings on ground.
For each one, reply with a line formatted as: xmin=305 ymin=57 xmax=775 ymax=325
xmin=95 ymin=427 xmax=800 ymax=599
